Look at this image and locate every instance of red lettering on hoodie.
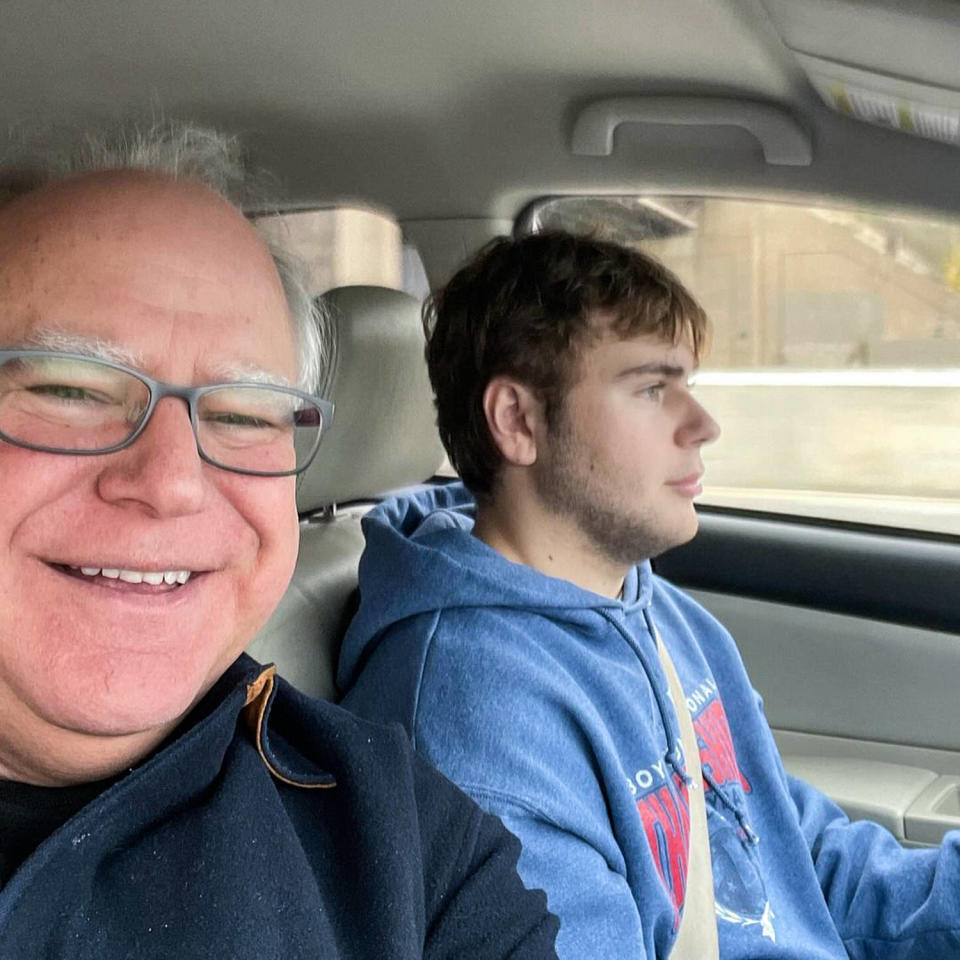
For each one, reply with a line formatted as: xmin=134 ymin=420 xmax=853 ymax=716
xmin=636 ymin=773 xmax=690 ymax=924
xmin=695 ymin=699 xmax=751 ymax=793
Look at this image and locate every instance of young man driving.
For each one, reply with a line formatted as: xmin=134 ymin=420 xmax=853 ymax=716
xmin=339 ymin=231 xmax=960 ymax=959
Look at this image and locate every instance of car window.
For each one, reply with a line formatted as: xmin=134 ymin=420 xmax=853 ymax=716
xmin=527 ymin=196 xmax=960 ymax=536
xmin=256 ymin=206 xmax=426 ymax=298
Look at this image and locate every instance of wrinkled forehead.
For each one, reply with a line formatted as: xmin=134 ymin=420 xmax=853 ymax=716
xmin=0 ymin=171 xmax=298 ymax=383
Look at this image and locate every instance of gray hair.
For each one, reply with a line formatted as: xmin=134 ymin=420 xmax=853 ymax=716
xmin=0 ymin=120 xmax=330 ymax=394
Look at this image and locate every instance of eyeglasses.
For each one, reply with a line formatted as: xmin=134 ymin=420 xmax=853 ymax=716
xmin=0 ymin=350 xmax=334 ymax=477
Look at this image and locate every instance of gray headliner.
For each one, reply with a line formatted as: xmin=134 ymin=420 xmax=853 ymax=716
xmin=4 ymin=0 xmax=960 ymax=243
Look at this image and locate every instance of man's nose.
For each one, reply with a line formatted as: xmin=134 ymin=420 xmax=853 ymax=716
xmin=96 ymin=398 xmax=208 ymax=518
xmin=678 ymin=395 xmax=721 ymax=447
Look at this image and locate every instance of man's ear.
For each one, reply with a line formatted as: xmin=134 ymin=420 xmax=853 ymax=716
xmin=482 ymin=376 xmax=542 ymax=467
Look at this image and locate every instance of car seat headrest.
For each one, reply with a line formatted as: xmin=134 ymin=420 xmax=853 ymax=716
xmin=296 ymin=285 xmax=445 ymax=513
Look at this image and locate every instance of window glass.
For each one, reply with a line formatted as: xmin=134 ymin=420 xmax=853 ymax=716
xmin=530 ymin=197 xmax=960 ymax=535
xmin=255 ymin=206 xmax=407 ymax=296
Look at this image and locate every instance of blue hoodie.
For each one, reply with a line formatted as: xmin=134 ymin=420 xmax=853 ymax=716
xmin=338 ymin=483 xmax=960 ymax=960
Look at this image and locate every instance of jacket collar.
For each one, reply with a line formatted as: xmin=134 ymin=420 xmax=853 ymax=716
xmin=242 ymin=661 xmax=336 ymax=789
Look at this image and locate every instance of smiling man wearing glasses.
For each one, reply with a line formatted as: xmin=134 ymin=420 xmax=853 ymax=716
xmin=0 ymin=123 xmax=557 ymax=959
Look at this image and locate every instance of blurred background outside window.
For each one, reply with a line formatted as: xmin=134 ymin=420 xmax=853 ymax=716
xmin=256 ymin=206 xmax=429 ymax=298
xmin=531 ymin=197 xmax=960 ymax=535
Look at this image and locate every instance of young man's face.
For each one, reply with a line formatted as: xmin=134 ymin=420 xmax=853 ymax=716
xmin=0 ymin=171 xmax=301 ymax=755
xmin=532 ymin=327 xmax=719 ymax=564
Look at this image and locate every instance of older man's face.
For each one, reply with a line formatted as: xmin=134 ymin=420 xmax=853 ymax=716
xmin=0 ymin=172 xmax=300 ymax=752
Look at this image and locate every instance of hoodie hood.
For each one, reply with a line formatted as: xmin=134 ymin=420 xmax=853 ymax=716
xmin=337 ymin=482 xmax=654 ymax=689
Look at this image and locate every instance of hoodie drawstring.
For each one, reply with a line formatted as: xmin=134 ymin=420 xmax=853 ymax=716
xmin=617 ymin=607 xmax=760 ymax=848
xmin=601 ymin=609 xmax=690 ymax=786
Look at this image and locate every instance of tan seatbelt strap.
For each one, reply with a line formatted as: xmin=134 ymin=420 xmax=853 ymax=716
xmin=656 ymin=630 xmax=720 ymax=959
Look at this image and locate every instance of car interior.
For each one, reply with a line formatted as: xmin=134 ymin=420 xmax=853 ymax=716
xmin=4 ymin=0 xmax=960 ymax=849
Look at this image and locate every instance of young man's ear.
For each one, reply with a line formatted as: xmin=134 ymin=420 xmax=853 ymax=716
xmin=482 ymin=376 xmax=543 ymax=467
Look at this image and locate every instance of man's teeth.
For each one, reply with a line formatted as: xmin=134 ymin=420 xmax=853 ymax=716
xmin=76 ymin=567 xmax=191 ymax=585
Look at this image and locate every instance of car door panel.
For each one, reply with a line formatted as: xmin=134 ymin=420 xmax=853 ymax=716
xmin=655 ymin=510 xmax=960 ymax=844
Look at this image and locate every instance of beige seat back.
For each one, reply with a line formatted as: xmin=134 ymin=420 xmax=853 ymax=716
xmin=247 ymin=285 xmax=444 ymax=700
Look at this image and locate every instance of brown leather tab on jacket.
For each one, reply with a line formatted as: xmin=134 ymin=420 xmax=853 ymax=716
xmin=243 ymin=665 xmax=336 ymax=790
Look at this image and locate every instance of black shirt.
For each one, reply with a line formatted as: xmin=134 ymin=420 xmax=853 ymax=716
xmin=0 ymin=775 xmax=118 ymax=887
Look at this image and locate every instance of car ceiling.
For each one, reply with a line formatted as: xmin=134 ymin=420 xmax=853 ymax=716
xmin=4 ymin=0 xmax=960 ymax=227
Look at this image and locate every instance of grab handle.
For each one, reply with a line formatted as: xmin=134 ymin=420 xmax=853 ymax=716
xmin=571 ymin=96 xmax=813 ymax=166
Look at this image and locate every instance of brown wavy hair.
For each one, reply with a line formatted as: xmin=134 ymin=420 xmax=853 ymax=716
xmin=423 ymin=230 xmax=709 ymax=500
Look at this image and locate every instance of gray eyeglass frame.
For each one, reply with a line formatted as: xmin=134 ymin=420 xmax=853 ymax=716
xmin=0 ymin=349 xmax=335 ymax=478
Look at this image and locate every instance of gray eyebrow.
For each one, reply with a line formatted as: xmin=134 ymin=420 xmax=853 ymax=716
xmin=23 ymin=329 xmax=143 ymax=368
xmin=18 ymin=329 xmax=294 ymax=389
xmin=205 ymin=362 xmax=295 ymax=389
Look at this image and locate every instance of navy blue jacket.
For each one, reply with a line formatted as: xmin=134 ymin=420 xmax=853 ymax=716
xmin=0 ymin=655 xmax=558 ymax=958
